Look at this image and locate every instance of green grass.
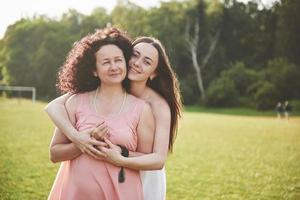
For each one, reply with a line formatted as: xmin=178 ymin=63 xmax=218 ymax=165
xmin=0 ymin=98 xmax=57 ymax=199
xmin=185 ymin=105 xmax=300 ymax=116
xmin=1 ymin=98 xmax=300 ymax=199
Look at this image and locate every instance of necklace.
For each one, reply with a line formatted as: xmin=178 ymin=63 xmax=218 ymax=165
xmin=93 ymin=87 xmax=127 ymax=116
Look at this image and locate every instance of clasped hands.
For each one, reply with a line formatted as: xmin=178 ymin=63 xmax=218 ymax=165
xmin=72 ymin=122 xmax=124 ymax=166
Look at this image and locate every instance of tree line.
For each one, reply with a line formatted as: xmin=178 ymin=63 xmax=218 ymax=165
xmin=0 ymin=0 xmax=299 ymax=110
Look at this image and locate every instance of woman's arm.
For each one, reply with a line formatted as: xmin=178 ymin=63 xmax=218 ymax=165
xmin=49 ymin=95 xmax=106 ymax=162
xmin=50 ymin=128 xmax=105 ymax=162
xmin=103 ymin=101 xmax=171 ymax=170
xmin=45 ymin=93 xmax=105 ymax=157
xmin=49 ymin=128 xmax=81 ymax=163
xmin=45 ymin=93 xmax=78 ymax=141
xmin=49 ymin=94 xmax=81 ymax=162
xmin=136 ymin=103 xmax=155 ymax=154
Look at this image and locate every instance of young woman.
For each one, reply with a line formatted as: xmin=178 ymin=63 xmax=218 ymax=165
xmin=47 ymin=27 xmax=155 ymax=200
xmin=46 ymin=35 xmax=182 ymax=200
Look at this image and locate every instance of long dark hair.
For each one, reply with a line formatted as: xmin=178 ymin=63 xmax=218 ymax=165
xmin=132 ymin=37 xmax=182 ymax=152
xmin=57 ymin=27 xmax=133 ymax=93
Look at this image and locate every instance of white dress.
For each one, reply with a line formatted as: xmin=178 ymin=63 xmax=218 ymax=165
xmin=140 ymin=167 xmax=166 ymax=200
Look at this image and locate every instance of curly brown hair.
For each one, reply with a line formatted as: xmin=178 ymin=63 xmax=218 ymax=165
xmin=57 ymin=27 xmax=133 ymax=94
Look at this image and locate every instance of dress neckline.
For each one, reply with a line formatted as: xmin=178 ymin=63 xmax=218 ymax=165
xmin=89 ymin=89 xmax=131 ymax=119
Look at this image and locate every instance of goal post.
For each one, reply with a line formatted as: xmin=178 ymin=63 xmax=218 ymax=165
xmin=0 ymin=86 xmax=36 ymax=103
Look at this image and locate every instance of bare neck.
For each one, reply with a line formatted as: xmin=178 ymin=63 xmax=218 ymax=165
xmin=130 ymin=82 xmax=148 ymax=99
xmin=98 ymin=84 xmax=124 ymax=99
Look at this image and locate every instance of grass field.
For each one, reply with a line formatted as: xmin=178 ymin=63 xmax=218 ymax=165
xmin=0 ymin=98 xmax=300 ymax=199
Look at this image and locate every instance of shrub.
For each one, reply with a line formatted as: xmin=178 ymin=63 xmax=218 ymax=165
xmin=206 ymin=77 xmax=239 ymax=107
xmin=253 ymin=81 xmax=279 ymax=110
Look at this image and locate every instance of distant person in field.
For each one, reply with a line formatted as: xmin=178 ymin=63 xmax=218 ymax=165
xmin=275 ymin=102 xmax=284 ymax=119
xmin=283 ymin=101 xmax=292 ymax=120
xmin=46 ymin=27 xmax=182 ymax=200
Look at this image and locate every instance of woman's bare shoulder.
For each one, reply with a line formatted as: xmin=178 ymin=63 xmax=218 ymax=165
xmin=127 ymin=93 xmax=147 ymax=107
xmin=148 ymin=90 xmax=170 ymax=113
xmin=65 ymin=91 xmax=91 ymax=109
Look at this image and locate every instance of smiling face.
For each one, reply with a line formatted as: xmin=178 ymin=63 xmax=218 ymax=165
xmin=128 ymin=42 xmax=159 ymax=82
xmin=94 ymin=44 xmax=127 ymax=86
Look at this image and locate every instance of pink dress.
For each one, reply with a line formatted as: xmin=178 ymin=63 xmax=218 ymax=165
xmin=48 ymin=92 xmax=145 ymax=200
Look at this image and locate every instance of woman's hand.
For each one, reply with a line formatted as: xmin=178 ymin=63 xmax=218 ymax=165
xmin=73 ymin=128 xmax=107 ymax=160
xmin=91 ymin=122 xmax=109 ymax=141
xmin=100 ymin=138 xmax=124 ymax=167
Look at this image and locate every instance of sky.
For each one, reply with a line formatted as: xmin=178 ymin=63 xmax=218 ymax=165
xmin=0 ymin=0 xmax=279 ymax=39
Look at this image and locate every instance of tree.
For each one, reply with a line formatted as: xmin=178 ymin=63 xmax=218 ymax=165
xmin=221 ymin=0 xmax=277 ymax=68
xmin=111 ymin=1 xmax=147 ymax=37
xmin=264 ymin=58 xmax=300 ymax=99
xmin=221 ymin=62 xmax=259 ymax=96
xmin=275 ymin=0 xmax=300 ymax=65
xmin=1 ymin=0 xmax=296 ymax=106
xmin=206 ymin=61 xmax=259 ymax=107
xmin=206 ymin=77 xmax=238 ymax=107
xmin=253 ymin=81 xmax=278 ymax=110
xmin=0 ymin=39 xmax=5 ymax=83
xmin=184 ymin=0 xmax=223 ymax=102
xmin=80 ymin=7 xmax=111 ymax=36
